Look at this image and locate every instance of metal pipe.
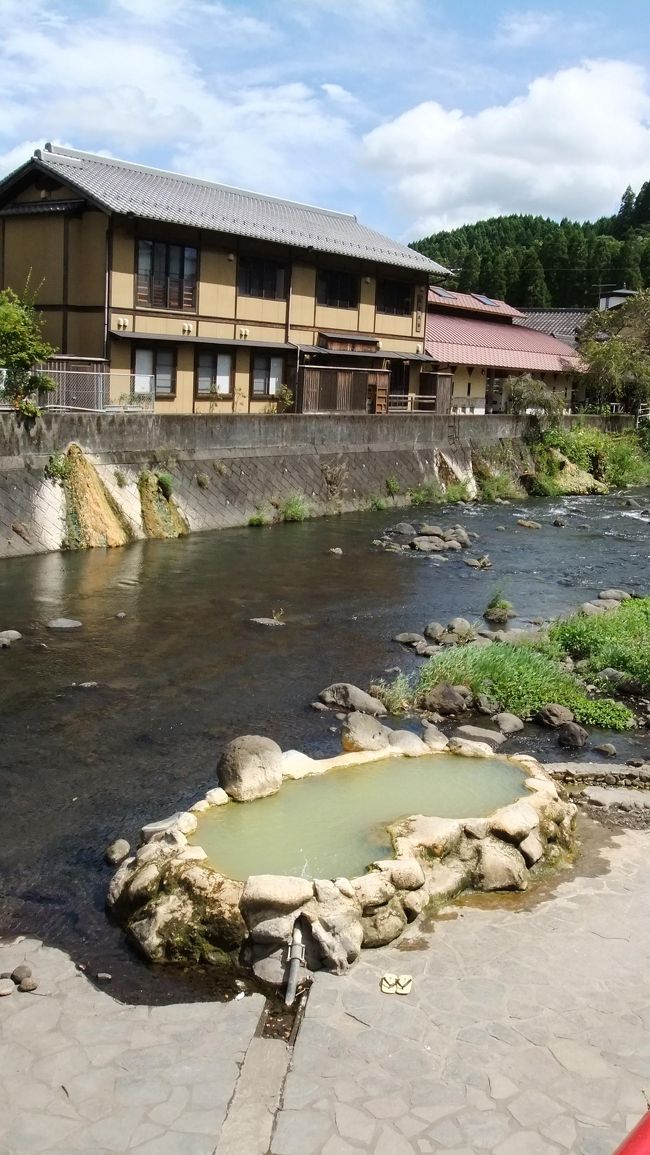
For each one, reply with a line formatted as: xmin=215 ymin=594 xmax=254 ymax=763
xmin=285 ymin=922 xmax=305 ymax=1007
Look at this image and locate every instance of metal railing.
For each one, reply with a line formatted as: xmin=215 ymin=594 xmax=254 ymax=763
xmin=0 ymin=369 xmax=156 ymax=413
xmin=388 ymin=394 xmax=439 ymax=413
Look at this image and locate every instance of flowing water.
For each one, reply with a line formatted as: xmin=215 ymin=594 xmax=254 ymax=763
xmin=189 ymin=754 xmax=528 ymax=881
xmin=0 ymin=488 xmax=648 ymax=1000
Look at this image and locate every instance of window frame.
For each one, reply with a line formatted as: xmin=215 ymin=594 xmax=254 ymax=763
xmin=136 ymin=239 xmax=198 ymax=312
xmin=250 ymin=353 xmax=286 ymax=399
xmin=316 ymin=268 xmax=359 ymax=310
xmin=237 ymin=256 xmax=287 ymax=302
xmin=376 ymin=278 xmax=413 ymax=317
xmin=194 ymin=349 xmax=235 ymax=401
xmin=132 ymin=344 xmax=177 ymax=400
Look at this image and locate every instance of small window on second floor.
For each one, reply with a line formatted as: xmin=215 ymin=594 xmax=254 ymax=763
xmin=238 ymin=257 xmax=287 ymax=301
xmin=137 ymin=240 xmax=197 ymax=310
xmin=316 ymin=269 xmax=359 ymax=310
xmin=376 ymin=279 xmax=413 ymax=316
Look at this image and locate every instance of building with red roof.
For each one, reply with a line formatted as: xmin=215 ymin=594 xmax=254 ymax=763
xmin=424 ymin=287 xmax=582 ymax=414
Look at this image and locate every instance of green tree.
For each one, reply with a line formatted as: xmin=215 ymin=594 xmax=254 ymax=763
xmin=457 ymin=248 xmax=481 ymax=292
xmin=564 ymin=232 xmax=588 ymax=305
xmin=481 ymin=251 xmax=507 ymax=301
xmin=0 ymin=288 xmax=55 ymax=417
xmin=579 ymin=289 xmax=650 ymax=410
xmin=518 ymin=249 xmax=550 ymax=306
xmin=540 ymin=230 xmax=568 ymax=303
xmin=614 ymin=236 xmax=643 ymax=290
xmin=615 ymin=185 xmax=636 ymax=236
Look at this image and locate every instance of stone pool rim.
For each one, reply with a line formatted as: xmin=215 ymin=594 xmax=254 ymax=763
xmin=106 ymin=730 xmax=578 ymax=984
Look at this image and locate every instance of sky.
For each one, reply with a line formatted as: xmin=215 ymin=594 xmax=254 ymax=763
xmin=1 ymin=0 xmax=650 ymax=242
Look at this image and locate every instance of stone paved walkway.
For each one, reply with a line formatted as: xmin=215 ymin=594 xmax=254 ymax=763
xmin=271 ymin=829 xmax=650 ymax=1155
xmin=0 ymin=936 xmax=263 ymax=1154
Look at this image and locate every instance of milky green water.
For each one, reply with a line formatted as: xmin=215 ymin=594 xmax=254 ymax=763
xmin=189 ymin=753 xmax=529 ymax=881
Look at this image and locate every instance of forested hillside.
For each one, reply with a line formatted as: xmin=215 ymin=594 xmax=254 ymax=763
xmin=411 ymin=182 xmax=650 ymax=308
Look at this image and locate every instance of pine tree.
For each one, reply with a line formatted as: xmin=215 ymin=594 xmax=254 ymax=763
xmin=615 ymin=236 xmax=643 ymax=290
xmin=615 ymin=186 xmax=636 ymax=236
xmin=457 ymin=249 xmax=481 ymax=292
xmin=518 ymin=249 xmax=550 ymax=306
xmin=540 ymin=231 xmax=568 ymax=303
xmin=563 ymin=233 xmax=588 ymax=305
xmin=482 ymin=252 xmax=507 ymax=301
xmin=632 ymin=181 xmax=650 ymax=228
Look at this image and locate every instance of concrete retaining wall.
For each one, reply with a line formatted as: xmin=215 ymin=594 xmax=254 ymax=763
xmin=0 ymin=413 xmax=635 ymax=558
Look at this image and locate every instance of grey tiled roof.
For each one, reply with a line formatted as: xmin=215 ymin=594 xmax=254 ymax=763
xmin=514 ymin=308 xmax=590 ymax=346
xmin=28 ymin=145 xmax=447 ymax=275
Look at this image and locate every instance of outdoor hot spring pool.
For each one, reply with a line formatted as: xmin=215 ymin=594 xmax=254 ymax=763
xmin=188 ymin=753 xmax=529 ymax=880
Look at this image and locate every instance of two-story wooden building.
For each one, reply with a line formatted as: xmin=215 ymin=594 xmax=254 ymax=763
xmin=0 ymin=144 xmax=449 ymax=414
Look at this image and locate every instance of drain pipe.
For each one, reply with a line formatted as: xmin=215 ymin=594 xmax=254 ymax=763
xmin=285 ymin=922 xmax=305 ymax=1007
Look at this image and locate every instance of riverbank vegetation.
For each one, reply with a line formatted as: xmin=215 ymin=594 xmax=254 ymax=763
xmin=549 ymin=598 xmax=650 ymax=690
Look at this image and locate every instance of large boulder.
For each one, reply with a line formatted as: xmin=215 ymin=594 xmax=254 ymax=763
xmin=493 ymin=712 xmax=524 ymax=735
xmin=240 ymin=874 xmax=313 ymax=913
xmin=599 ymin=589 xmax=630 ymax=602
xmin=558 ymin=722 xmax=589 ymax=749
xmin=302 ymin=880 xmax=364 ymax=973
xmin=411 ymin=537 xmax=445 ymax=552
xmin=476 ymin=838 xmax=528 ymax=891
xmin=217 ymin=735 xmax=283 ymax=801
xmin=361 ymin=897 xmax=407 ymax=947
xmin=393 ymin=632 xmax=426 ymax=646
xmin=388 ymin=729 xmax=429 ymax=756
xmin=341 ymin=712 xmax=391 ymax=752
xmin=489 ymin=801 xmax=540 ymax=844
xmin=421 ymin=720 xmax=449 ymax=752
xmin=390 ymin=815 xmax=463 ymax=860
xmin=319 ymin=683 xmax=387 ymax=716
xmin=422 ymin=682 xmax=471 ymax=715
xmin=392 ymin=522 xmax=417 ymax=536
xmin=537 ymin=703 xmax=574 ymax=728
xmin=372 ymin=858 xmax=425 ymax=890
xmin=351 ymin=872 xmax=395 ymax=912
xmin=454 ymin=724 xmax=505 ymax=748
xmin=128 ymin=865 xmax=245 ymax=963
xmin=423 ymin=621 xmax=445 ymax=642
xmin=447 ymin=737 xmax=495 ymax=758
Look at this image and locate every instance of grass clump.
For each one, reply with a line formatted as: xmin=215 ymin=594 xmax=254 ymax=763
xmin=549 ymin=598 xmax=650 ymax=690
xmin=248 ymin=511 xmax=269 ymax=527
xmin=413 ymin=644 xmax=632 ymax=730
xmin=155 ymin=470 xmax=174 ymax=500
xmin=543 ymin=427 xmax=650 ymax=489
xmin=385 ymin=475 xmax=401 ymax=497
xmin=195 ymin=472 xmax=210 ymax=490
xmin=484 ymin=588 xmax=514 ymax=624
xmin=477 ymin=472 xmax=525 ymax=502
xmin=409 ymin=481 xmax=442 ymax=506
xmin=370 ymin=495 xmax=387 ymax=512
xmin=280 ymin=495 xmax=309 ymax=522
xmin=371 ymin=673 xmax=413 ymax=714
xmin=443 ymin=480 xmax=471 ymax=503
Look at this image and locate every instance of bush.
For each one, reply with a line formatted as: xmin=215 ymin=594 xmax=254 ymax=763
xmin=411 ymin=643 xmax=633 ymax=730
xmin=543 ymin=427 xmax=650 ymax=489
xmin=409 ymin=482 xmax=442 ymax=506
xmin=444 ymin=481 xmax=471 ymax=503
xmin=281 ymin=496 xmax=309 ymax=522
xmin=477 ymin=473 xmax=524 ymax=502
xmin=370 ymin=495 xmax=386 ymax=511
xmin=114 ymin=469 xmax=127 ymax=488
xmin=195 ymin=473 xmax=210 ymax=490
xmin=44 ymin=451 xmax=71 ymax=483
xmin=549 ymin=598 xmax=650 ymax=690
xmin=385 ymin=475 xmax=401 ymax=497
xmin=248 ymin=511 xmax=268 ymax=527
xmin=372 ymin=673 xmax=413 ymax=714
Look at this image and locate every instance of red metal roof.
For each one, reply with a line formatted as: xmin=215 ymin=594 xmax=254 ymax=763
xmin=428 ymin=287 xmax=523 ymax=318
xmin=425 ymin=312 xmax=582 ymax=372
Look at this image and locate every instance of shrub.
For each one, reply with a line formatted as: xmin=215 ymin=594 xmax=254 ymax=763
xmin=281 ymin=496 xmax=309 ymax=522
xmin=477 ymin=473 xmax=525 ymax=502
xmin=371 ymin=673 xmax=413 ymax=714
xmin=248 ymin=511 xmax=268 ymax=527
xmin=370 ymin=495 xmax=386 ymax=511
xmin=385 ymin=475 xmax=401 ymax=497
xmin=44 ymin=451 xmax=71 ymax=483
xmin=484 ymin=589 xmax=513 ymax=624
xmin=155 ymin=471 xmax=174 ymax=500
xmin=444 ymin=481 xmax=471 ymax=503
xmin=195 ymin=473 xmax=210 ymax=490
xmin=412 ymin=643 xmax=633 ymax=730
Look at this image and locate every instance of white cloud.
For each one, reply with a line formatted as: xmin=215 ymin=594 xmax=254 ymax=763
xmin=363 ymin=60 xmax=650 ymax=234
xmin=496 ymin=10 xmax=556 ymax=47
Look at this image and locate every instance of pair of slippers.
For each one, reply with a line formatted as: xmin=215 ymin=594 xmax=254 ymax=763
xmin=380 ymin=973 xmax=413 ymax=996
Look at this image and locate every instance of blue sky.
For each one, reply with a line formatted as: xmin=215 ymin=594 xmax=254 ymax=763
xmin=1 ymin=0 xmax=650 ymax=240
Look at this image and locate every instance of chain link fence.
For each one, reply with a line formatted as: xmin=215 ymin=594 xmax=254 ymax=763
xmin=0 ymin=369 xmax=155 ymax=412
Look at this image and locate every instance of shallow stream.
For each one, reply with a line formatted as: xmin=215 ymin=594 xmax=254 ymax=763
xmin=0 ymin=488 xmax=648 ymax=1000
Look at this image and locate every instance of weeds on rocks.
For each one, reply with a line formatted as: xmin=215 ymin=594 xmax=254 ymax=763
xmin=549 ymin=598 xmax=650 ymax=690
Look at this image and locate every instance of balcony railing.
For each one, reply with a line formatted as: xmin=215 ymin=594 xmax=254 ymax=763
xmin=387 ymin=394 xmax=439 ymax=413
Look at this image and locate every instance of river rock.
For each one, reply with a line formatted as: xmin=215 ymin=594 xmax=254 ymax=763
xmin=250 ymin=943 xmax=289 ymax=985
xmin=401 ymin=888 xmax=428 ymax=921
xmin=11 ymin=964 xmax=31 ymax=983
xmin=421 ymin=720 xmax=449 ymax=752
xmin=129 ymin=892 xmax=193 ymax=962
xmin=391 ymin=814 xmax=463 ymax=859
xmin=448 ymin=736 xmax=495 ymax=758
xmin=334 ymin=878 xmax=355 ymax=898
xmin=424 ymin=621 xmax=445 ymax=642
xmin=205 ymin=787 xmax=229 ymax=805
xmin=517 ymin=519 xmax=542 ymax=530
xmin=415 ymin=641 xmax=437 ymax=656
xmin=302 ymin=881 xmax=364 ymax=972
xmin=519 ymin=830 xmax=545 ymax=866
xmin=489 ymin=801 xmax=540 ymax=843
xmin=454 ymin=724 xmax=505 ymax=748
xmin=329 ymin=547 xmax=343 ymax=556
xmin=128 ymin=862 xmax=162 ymax=905
xmin=393 ymin=632 xmax=426 ymax=646
xmin=595 ymin=742 xmax=617 ymax=756
xmin=373 ymin=858 xmax=425 ymax=890
xmin=417 ymin=524 xmax=444 ymax=536
xmin=319 ymin=683 xmax=387 ymax=716
xmin=393 ymin=522 xmax=417 ymax=536
xmin=422 ymin=682 xmax=471 ymax=715
xmin=241 ymin=874 xmax=313 ymax=913
xmin=411 ymin=537 xmax=445 ymax=552
xmin=0 ymin=979 xmax=15 ymax=997
xmin=361 ymin=897 xmax=406 ymax=947
xmin=448 ymin=617 xmax=473 ymax=635
xmin=18 ymin=978 xmax=38 ymax=993
xmin=581 ymin=600 xmax=606 ymax=616
xmin=351 ymin=872 xmax=395 ymax=912
xmin=598 ymin=598 xmax=624 ymax=611
xmin=217 ymin=735 xmax=283 ymax=802
xmin=250 ymin=617 xmax=286 ymax=628
xmin=141 ymin=811 xmax=197 ymax=840
xmin=537 ymin=703 xmax=574 ymax=728
xmin=341 ymin=712 xmax=391 ymax=752
xmin=0 ymin=630 xmax=21 ymax=642
xmin=476 ymin=837 xmax=528 ymax=891
xmin=247 ymin=911 xmax=298 ymax=945
xmin=442 ymin=539 xmax=462 ymax=551
xmin=599 ymin=589 xmax=630 ymax=601
xmin=450 ymin=526 xmax=471 ymax=547
xmin=105 ymin=838 xmax=131 ymax=866
xmin=388 ymin=729 xmax=429 ymax=755
xmin=493 ymin=712 xmax=524 ymax=734
xmin=46 ymin=618 xmax=82 ymax=629
xmin=558 ymin=722 xmax=589 ymax=749
xmin=597 ymin=668 xmax=643 ymax=694
xmin=475 ymin=692 xmax=501 ymax=714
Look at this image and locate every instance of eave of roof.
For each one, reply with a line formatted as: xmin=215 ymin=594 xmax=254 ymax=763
xmin=425 ymin=313 xmax=582 ymax=373
xmin=0 ymin=144 xmax=449 ymax=276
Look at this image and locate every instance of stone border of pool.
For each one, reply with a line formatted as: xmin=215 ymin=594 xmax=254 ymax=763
xmin=106 ymin=724 xmax=577 ymax=986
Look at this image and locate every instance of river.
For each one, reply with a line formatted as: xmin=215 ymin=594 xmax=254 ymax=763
xmin=0 ymin=490 xmax=648 ymax=1001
